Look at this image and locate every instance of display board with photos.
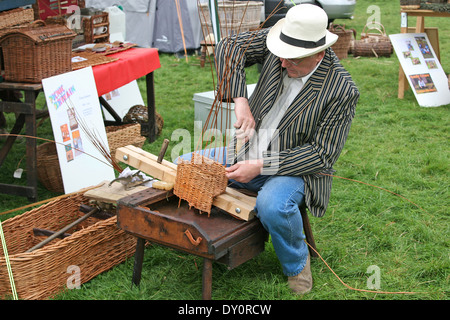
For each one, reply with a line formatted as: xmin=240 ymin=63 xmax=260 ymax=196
xmin=390 ymin=33 xmax=450 ymax=107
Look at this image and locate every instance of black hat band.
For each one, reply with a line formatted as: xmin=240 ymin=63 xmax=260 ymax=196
xmin=280 ymin=31 xmax=326 ymax=48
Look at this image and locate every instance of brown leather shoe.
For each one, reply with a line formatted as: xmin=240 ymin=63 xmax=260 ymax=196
xmin=288 ymin=255 xmax=312 ymax=294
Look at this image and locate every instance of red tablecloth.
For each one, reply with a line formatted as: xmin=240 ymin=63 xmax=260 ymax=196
xmin=92 ymin=47 xmax=161 ymax=97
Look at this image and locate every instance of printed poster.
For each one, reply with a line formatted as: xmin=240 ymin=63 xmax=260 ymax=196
xmin=101 ymin=80 xmax=144 ymax=122
xmin=42 ymin=67 xmax=115 ymax=194
xmin=389 ymin=33 xmax=450 ymax=107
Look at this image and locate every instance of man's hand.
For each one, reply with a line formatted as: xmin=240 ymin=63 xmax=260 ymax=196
xmin=233 ymin=97 xmax=255 ymax=141
xmin=225 ymin=159 xmax=263 ymax=183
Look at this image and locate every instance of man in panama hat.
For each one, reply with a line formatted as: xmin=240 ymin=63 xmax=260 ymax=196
xmin=215 ymin=3 xmax=360 ymax=294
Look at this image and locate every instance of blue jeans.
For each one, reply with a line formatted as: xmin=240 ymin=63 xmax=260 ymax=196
xmin=175 ymin=148 xmax=307 ymax=276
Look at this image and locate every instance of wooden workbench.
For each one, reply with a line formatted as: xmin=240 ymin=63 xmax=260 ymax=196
xmin=116 ymin=187 xmax=268 ymax=300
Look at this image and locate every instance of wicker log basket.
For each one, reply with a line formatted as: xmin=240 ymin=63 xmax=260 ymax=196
xmin=174 ymin=152 xmax=228 ymax=216
xmin=0 ymin=192 xmax=136 ymax=300
xmin=353 ymin=22 xmax=393 ymax=58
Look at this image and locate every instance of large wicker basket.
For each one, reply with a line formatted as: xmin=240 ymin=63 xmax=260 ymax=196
xmin=0 ymin=192 xmax=136 ymax=300
xmin=198 ymin=1 xmax=263 ymax=38
xmin=0 ymin=21 xmax=76 ymax=83
xmin=105 ymin=123 xmax=146 ymax=159
xmin=329 ymin=24 xmax=355 ymax=60
xmin=36 ymin=142 xmax=64 ymax=193
xmin=174 ymin=152 xmax=227 ymax=215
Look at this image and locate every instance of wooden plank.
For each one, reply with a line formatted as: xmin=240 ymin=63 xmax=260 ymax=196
xmin=125 ymin=144 xmax=177 ymax=170
xmin=84 ymin=180 xmax=151 ymax=204
xmin=115 ymin=146 xmax=177 ymax=183
xmin=114 ymin=145 xmax=256 ymax=220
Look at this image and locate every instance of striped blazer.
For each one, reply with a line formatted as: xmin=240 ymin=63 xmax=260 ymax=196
xmin=215 ymin=28 xmax=360 ymax=218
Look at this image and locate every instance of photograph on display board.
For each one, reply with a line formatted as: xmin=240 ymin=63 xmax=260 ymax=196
xmin=67 ymin=108 xmax=79 ymax=130
xmin=409 ymin=73 xmax=437 ymax=94
xmin=390 ymin=32 xmax=450 ymax=107
xmin=72 ymin=130 xmax=84 ymax=157
xmin=65 ymin=143 xmax=74 ymax=162
xmin=425 ymin=60 xmax=438 ymax=70
xmin=60 ymin=123 xmax=70 ymax=142
xmin=415 ymin=36 xmax=434 ymax=59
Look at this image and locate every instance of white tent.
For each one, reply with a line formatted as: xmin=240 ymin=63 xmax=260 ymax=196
xmin=85 ymin=0 xmax=206 ymax=52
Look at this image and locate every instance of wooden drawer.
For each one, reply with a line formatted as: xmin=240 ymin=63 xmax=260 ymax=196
xmin=117 ymin=188 xmax=267 ymax=263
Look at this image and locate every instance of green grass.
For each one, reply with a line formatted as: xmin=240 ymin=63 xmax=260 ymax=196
xmin=0 ymin=0 xmax=449 ymax=300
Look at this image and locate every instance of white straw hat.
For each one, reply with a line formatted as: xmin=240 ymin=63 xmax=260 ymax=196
xmin=266 ymin=4 xmax=338 ymax=59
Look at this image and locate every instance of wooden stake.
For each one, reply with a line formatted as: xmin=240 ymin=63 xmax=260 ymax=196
xmin=26 ymin=207 xmax=99 ymax=253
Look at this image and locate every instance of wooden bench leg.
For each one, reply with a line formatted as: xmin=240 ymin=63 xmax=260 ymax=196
xmin=202 ymin=258 xmax=213 ymax=300
xmin=132 ymin=237 xmax=145 ymax=286
xmin=300 ymin=205 xmax=318 ymax=258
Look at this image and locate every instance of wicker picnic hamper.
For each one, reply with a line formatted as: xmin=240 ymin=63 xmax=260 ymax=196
xmin=0 ymin=191 xmax=136 ymax=300
xmin=174 ymin=152 xmax=228 ymax=216
xmin=0 ymin=21 xmax=76 ymax=83
xmin=329 ymin=24 xmax=355 ymax=60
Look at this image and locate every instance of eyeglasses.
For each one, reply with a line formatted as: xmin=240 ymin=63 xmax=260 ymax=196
xmin=280 ymin=57 xmax=303 ymax=66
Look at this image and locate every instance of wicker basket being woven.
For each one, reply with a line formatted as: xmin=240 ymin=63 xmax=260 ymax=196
xmin=174 ymin=152 xmax=228 ymax=216
xmin=0 ymin=192 xmax=136 ymax=300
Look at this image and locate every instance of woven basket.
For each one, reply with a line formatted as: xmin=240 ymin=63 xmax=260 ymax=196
xmin=174 ymin=152 xmax=228 ymax=216
xmin=329 ymin=24 xmax=355 ymax=60
xmin=36 ymin=142 xmax=64 ymax=193
xmin=0 ymin=7 xmax=34 ymax=29
xmin=0 ymin=192 xmax=136 ymax=300
xmin=199 ymin=1 xmax=262 ymax=38
xmin=105 ymin=123 xmax=146 ymax=159
xmin=0 ymin=21 xmax=76 ymax=83
xmin=353 ymin=22 xmax=392 ymax=57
